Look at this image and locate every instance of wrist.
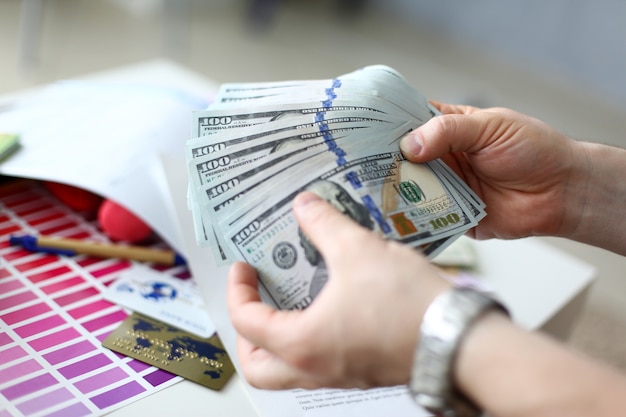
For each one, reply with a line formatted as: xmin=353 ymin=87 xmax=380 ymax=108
xmin=563 ymin=141 xmax=626 ymax=255
xmin=409 ymin=287 xmax=509 ymax=416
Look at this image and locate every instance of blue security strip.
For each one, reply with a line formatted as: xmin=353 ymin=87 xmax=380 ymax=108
xmin=361 ymin=195 xmax=392 ymax=234
xmin=324 ymin=88 xmax=337 ymax=100
xmin=345 ymin=171 xmax=362 ymax=189
xmin=312 ymin=78 xmax=391 ymax=234
xmin=315 ymin=79 xmax=349 ymax=166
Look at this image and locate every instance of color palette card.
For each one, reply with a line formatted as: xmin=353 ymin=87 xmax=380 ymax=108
xmin=0 ymin=180 xmax=193 ymax=417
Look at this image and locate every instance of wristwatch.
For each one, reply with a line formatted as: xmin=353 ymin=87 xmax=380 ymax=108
xmin=409 ymin=287 xmax=509 ymax=417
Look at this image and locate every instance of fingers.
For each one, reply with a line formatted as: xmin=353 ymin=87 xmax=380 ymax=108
xmin=400 ymin=111 xmax=496 ymax=163
xmin=292 ymin=191 xmax=373 ymax=265
xmin=227 ymin=261 xmax=262 ymax=315
xmin=236 ymin=334 xmax=327 ymax=390
xmin=227 ymin=262 xmax=298 ymax=351
xmin=429 ymin=100 xmax=480 ymax=115
xmin=402 ymin=100 xmax=506 ymax=163
xmin=400 ymin=108 xmax=502 ymax=162
xmin=228 ymin=259 xmax=342 ymax=390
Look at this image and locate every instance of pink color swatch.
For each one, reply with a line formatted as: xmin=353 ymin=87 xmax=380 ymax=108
xmin=0 ymin=181 xmax=184 ymax=417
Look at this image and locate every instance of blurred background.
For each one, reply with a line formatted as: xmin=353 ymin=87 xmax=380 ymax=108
xmin=2 ymin=0 xmax=626 ymax=369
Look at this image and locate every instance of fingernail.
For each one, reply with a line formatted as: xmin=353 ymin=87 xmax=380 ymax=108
xmin=293 ymin=191 xmax=322 ymax=207
xmin=400 ymin=132 xmax=423 ymax=157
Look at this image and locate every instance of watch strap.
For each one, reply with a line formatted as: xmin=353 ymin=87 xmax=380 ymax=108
xmin=409 ymin=287 xmax=509 ymax=417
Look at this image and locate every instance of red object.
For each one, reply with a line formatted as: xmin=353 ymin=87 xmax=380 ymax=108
xmin=44 ymin=181 xmax=103 ymax=212
xmin=97 ymin=199 xmax=152 ymax=243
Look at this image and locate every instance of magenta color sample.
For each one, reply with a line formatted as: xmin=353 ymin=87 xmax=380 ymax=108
xmin=28 ymin=266 xmax=73 ymax=284
xmin=0 ymin=223 xmax=21 ymax=236
xmin=28 ymin=327 xmax=81 ymax=351
xmin=0 ymin=358 xmax=42 ymax=385
xmin=1 ymin=371 xmax=56 ymax=400
xmin=26 ymin=209 xmax=65 ymax=225
xmin=1 ymin=290 xmax=37 ymax=310
xmin=42 ymin=402 xmax=91 ymax=417
xmin=14 ymin=314 xmax=65 ymax=338
xmin=4 ymin=190 xmax=41 ymax=207
xmin=0 ymin=332 xmax=12 ymax=347
xmin=38 ymin=220 xmax=80 ymax=235
xmin=144 ymin=368 xmax=177 ymax=387
xmin=54 ymin=287 xmax=99 ymax=307
xmin=1 ymin=302 xmax=52 ymax=325
xmin=81 ymin=310 xmax=127 ymax=332
xmin=43 ymin=339 xmax=95 ymax=365
xmin=74 ymin=367 xmax=129 ymax=394
xmin=40 ymin=276 xmax=85 ymax=295
xmin=67 ymin=299 xmax=114 ymax=320
xmin=0 ymin=278 xmax=23 ymax=294
xmin=89 ymin=262 xmax=130 ymax=279
xmin=89 ymin=380 xmax=145 ymax=409
xmin=17 ymin=256 xmax=59 ymax=274
xmin=94 ymin=330 xmax=111 ymax=343
xmin=17 ymin=386 xmax=74 ymax=415
xmin=0 ymin=345 xmax=28 ymax=365
xmin=57 ymin=353 xmax=112 ymax=379
xmin=126 ymin=359 xmax=151 ymax=373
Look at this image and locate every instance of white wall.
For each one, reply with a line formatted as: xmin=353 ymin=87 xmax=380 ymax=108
xmin=372 ymin=0 xmax=626 ymax=110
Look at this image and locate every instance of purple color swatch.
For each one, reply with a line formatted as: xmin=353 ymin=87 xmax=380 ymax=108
xmin=74 ymin=367 xmax=129 ymax=394
xmin=90 ymin=380 xmax=146 ymax=409
xmin=1 ymin=373 xmax=58 ymax=401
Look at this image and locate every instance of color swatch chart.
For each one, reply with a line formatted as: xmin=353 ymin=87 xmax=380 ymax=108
xmin=0 ymin=180 xmax=189 ymax=417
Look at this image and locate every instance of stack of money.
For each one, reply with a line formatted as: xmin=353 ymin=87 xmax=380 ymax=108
xmin=185 ymin=65 xmax=485 ymax=310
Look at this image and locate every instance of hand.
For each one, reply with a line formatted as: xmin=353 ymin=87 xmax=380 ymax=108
xmin=227 ymin=191 xmax=451 ymax=390
xmin=400 ymin=102 xmax=587 ymax=240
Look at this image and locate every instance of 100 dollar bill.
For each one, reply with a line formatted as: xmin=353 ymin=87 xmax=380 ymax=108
xmin=216 ymin=148 xmax=477 ymax=310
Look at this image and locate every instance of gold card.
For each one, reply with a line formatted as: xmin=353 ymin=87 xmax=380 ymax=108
xmin=103 ymin=312 xmax=235 ymax=390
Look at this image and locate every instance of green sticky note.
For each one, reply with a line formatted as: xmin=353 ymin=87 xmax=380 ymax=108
xmin=0 ymin=134 xmax=20 ymax=160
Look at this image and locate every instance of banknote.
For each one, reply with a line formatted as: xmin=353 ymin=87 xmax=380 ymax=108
xmin=201 ymin=123 xmax=417 ymax=221
xmin=184 ymin=65 xmax=487 ymax=307
xmin=187 ymin=107 xmax=402 ymax=157
xmin=187 ymin=117 xmax=406 ymax=251
xmin=215 ymin=149 xmax=477 ymax=310
xmin=213 ymin=65 xmax=435 ymax=122
xmin=187 ymin=115 xmax=399 ymax=189
xmin=191 ymin=95 xmax=412 ymax=138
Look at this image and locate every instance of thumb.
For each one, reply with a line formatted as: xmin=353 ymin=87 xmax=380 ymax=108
xmin=292 ymin=191 xmax=370 ymax=264
xmin=400 ymin=112 xmax=493 ymax=163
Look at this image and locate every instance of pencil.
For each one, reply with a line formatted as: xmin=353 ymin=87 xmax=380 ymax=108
xmin=9 ymin=234 xmax=186 ymax=266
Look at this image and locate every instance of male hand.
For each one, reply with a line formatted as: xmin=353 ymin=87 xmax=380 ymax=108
xmin=401 ymin=102 xmax=586 ymax=240
xmin=227 ymin=191 xmax=450 ymax=390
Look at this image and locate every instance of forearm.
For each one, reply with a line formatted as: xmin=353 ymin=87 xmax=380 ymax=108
xmin=454 ymin=312 xmax=626 ymax=417
xmin=564 ymin=141 xmax=626 ymax=255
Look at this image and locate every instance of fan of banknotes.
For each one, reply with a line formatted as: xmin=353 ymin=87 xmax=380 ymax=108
xmin=185 ymin=65 xmax=486 ymax=310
